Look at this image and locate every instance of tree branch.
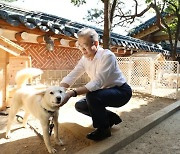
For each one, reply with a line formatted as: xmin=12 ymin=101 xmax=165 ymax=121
xmin=110 ymin=0 xmax=117 ymax=24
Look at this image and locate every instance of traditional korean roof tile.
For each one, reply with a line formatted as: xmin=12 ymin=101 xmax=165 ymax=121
xmin=161 ymin=41 xmax=180 ymax=54
xmin=127 ymin=12 xmax=170 ymax=37
xmin=0 ymin=2 xmax=169 ymax=55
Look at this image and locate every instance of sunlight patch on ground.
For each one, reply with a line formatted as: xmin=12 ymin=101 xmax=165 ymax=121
xmin=0 ymin=94 xmax=153 ymax=145
xmin=59 ymin=96 xmax=92 ymax=127
xmin=118 ymin=98 xmax=149 ymax=112
xmin=60 ymin=95 xmax=149 ymax=127
xmin=0 ymin=121 xmax=38 ymax=144
xmin=0 ymin=109 xmax=42 ymax=144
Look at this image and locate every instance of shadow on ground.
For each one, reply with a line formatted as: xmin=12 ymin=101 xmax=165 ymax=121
xmin=0 ymin=91 xmax=179 ymax=154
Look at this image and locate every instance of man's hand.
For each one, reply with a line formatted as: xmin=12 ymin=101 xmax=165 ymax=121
xmin=58 ymin=91 xmax=74 ymax=107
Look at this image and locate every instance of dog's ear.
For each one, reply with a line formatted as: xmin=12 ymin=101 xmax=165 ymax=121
xmin=59 ymin=86 xmax=67 ymax=92
xmin=62 ymin=87 xmax=67 ymax=92
xmin=35 ymin=90 xmax=46 ymax=95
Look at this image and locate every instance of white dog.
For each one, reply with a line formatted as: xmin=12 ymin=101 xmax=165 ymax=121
xmin=6 ymin=68 xmax=65 ymax=153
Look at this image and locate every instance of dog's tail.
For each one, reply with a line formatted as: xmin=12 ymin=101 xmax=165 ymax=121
xmin=15 ymin=68 xmax=43 ymax=88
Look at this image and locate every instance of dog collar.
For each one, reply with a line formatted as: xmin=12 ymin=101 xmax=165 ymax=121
xmin=41 ymin=106 xmax=55 ymax=115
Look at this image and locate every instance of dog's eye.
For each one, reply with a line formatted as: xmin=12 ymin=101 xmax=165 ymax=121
xmin=59 ymin=90 xmax=62 ymax=93
xmin=50 ymin=91 xmax=54 ymax=95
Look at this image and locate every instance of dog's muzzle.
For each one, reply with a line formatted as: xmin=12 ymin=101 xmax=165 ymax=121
xmin=56 ymin=96 xmax=61 ymax=104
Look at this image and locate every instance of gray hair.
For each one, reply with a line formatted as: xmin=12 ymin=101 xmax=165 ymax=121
xmin=77 ymin=28 xmax=99 ymax=42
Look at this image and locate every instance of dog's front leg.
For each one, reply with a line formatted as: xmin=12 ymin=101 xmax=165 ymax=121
xmin=22 ymin=112 xmax=29 ymax=128
xmin=41 ymin=121 xmax=56 ymax=153
xmin=53 ymin=116 xmax=64 ymax=146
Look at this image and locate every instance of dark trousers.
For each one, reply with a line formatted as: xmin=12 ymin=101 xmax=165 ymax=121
xmin=75 ymin=83 xmax=132 ymax=128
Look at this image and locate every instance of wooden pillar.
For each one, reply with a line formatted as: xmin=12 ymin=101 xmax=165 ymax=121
xmin=0 ymin=36 xmax=23 ymax=109
xmin=0 ymin=64 xmax=5 ymax=110
xmin=0 ymin=50 xmax=7 ymax=110
xmin=4 ymin=52 xmax=10 ymax=108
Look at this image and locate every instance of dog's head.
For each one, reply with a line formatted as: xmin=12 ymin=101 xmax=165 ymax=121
xmin=38 ymin=86 xmax=66 ymax=109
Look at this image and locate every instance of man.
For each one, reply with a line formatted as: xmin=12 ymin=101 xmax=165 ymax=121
xmin=59 ymin=28 xmax=132 ymax=141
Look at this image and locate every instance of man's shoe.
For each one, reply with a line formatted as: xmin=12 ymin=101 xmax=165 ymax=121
xmin=86 ymin=128 xmax=111 ymax=141
xmin=109 ymin=115 xmax=122 ymax=128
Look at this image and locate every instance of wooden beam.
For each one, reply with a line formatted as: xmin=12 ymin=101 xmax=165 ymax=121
xmin=36 ymin=35 xmax=45 ymax=44
xmin=0 ymin=29 xmax=3 ymax=35
xmin=60 ymin=39 xmax=70 ymax=46
xmin=0 ymin=27 xmax=79 ymax=47
xmin=54 ymin=39 xmax=78 ymax=48
xmin=0 ymin=36 xmax=24 ymax=56
xmin=117 ymin=49 xmax=126 ymax=54
xmin=69 ymin=40 xmax=77 ymax=47
xmin=54 ymin=38 xmax=62 ymax=46
xmin=15 ymin=31 xmax=29 ymax=42
xmin=132 ymin=24 xmax=159 ymax=39
xmin=153 ymin=35 xmax=170 ymax=42
xmin=117 ymin=48 xmax=133 ymax=55
xmin=110 ymin=47 xmax=118 ymax=53
xmin=132 ymin=15 xmax=174 ymax=39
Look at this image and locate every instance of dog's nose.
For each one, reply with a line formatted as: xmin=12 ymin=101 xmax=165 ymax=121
xmin=56 ymin=97 xmax=61 ymax=103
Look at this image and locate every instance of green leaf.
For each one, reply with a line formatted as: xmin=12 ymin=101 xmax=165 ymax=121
xmin=71 ymin=0 xmax=86 ymax=7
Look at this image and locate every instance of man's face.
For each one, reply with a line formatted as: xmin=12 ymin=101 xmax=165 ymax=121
xmin=78 ymin=35 xmax=97 ymax=60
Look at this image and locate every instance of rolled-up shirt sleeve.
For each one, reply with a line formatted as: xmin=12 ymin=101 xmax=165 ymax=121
xmin=61 ymin=58 xmax=85 ymax=86
xmin=85 ymin=54 xmax=116 ymax=91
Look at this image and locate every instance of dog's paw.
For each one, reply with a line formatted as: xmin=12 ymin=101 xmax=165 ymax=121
xmin=23 ymin=123 xmax=29 ymax=128
xmin=5 ymin=132 xmax=11 ymax=139
xmin=55 ymin=139 xmax=64 ymax=146
xmin=48 ymin=147 xmax=57 ymax=153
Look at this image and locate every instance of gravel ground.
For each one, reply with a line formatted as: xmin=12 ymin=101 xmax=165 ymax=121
xmin=0 ymin=91 xmax=179 ymax=154
xmin=115 ymin=110 xmax=180 ymax=154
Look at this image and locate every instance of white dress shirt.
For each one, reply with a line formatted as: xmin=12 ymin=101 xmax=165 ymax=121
xmin=61 ymin=48 xmax=126 ymax=91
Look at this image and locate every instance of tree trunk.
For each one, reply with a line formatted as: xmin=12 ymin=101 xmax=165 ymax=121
xmin=103 ymin=0 xmax=111 ymax=49
xmin=172 ymin=12 xmax=180 ymax=61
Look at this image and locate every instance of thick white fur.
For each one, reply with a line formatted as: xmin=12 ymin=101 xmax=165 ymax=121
xmin=15 ymin=67 xmax=43 ymax=88
xmin=6 ymin=68 xmax=65 ymax=153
